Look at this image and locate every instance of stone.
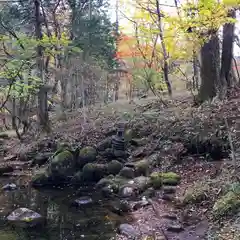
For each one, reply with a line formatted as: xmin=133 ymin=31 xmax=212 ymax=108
xmin=7 ymin=208 xmax=44 ymax=228
xmin=150 ymin=172 xmax=181 ymax=189
xmin=31 ymin=167 xmax=51 ymax=187
xmin=109 ymin=200 xmax=132 ymax=215
xmin=162 ymin=213 xmax=178 ymax=221
xmin=0 ymin=132 xmax=9 ymax=139
xmin=125 ymin=159 xmax=150 ymax=176
xmin=31 ymin=152 xmax=53 ymax=167
xmin=162 ymin=194 xmax=175 ymax=202
xmin=132 ymin=198 xmax=150 ymax=211
xmin=133 ymin=176 xmax=151 ymax=192
xmin=0 ymin=165 xmax=13 ymax=176
xmin=163 ymin=186 xmax=176 ymax=194
xmin=78 ymin=146 xmax=97 ymax=167
xmin=130 ymin=138 xmax=148 ymax=147
xmin=119 ymin=185 xmax=137 ymax=198
xmin=119 ymin=223 xmax=140 ymax=238
xmin=107 ymin=160 xmax=123 ymax=175
xmin=82 ymin=163 xmax=107 ymax=182
xmin=96 ymin=137 xmax=112 ymax=151
xmin=49 ymin=150 xmax=75 ymax=178
xmin=2 ymin=183 xmax=17 ymax=191
xmin=119 ymin=167 xmax=135 ymax=179
xmin=73 ymin=196 xmax=93 ymax=206
xmin=141 ymin=187 xmax=155 ymax=198
xmin=167 ymin=224 xmax=184 ymax=233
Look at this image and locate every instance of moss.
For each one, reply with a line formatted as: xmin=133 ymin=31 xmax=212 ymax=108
xmin=213 ymin=191 xmax=240 ymax=218
xmin=126 ymin=159 xmax=150 ymax=176
xmin=150 ymin=171 xmax=181 ymax=189
xmin=51 ymin=150 xmax=73 ymax=164
xmin=78 ymin=146 xmax=97 ymax=166
xmin=107 ymin=160 xmax=123 ymax=175
xmin=31 ymin=167 xmax=50 ymax=187
xmin=182 ymin=181 xmax=210 ymax=204
xmin=82 ymin=163 xmax=107 ymax=181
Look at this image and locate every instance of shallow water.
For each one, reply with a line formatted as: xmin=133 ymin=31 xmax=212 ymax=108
xmin=0 ymin=176 xmax=124 ymax=240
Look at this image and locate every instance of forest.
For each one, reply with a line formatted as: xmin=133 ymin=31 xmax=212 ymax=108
xmin=0 ymin=0 xmax=240 ymax=240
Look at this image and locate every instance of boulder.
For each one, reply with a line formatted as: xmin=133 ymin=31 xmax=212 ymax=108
xmin=150 ymin=172 xmax=181 ymax=189
xmin=78 ymin=146 xmax=97 ymax=168
xmin=119 ymin=167 xmax=135 ymax=179
xmin=133 ymin=176 xmax=151 ymax=192
xmin=107 ymin=160 xmax=123 ymax=175
xmin=82 ymin=163 xmax=107 ymax=182
xmin=125 ymin=158 xmax=150 ymax=176
xmin=97 ymin=137 xmax=112 ymax=151
xmin=109 ymin=200 xmax=132 ymax=215
xmin=49 ymin=150 xmax=75 ymax=178
xmin=119 ymin=185 xmax=137 ymax=198
xmin=7 ymin=208 xmax=44 ymax=228
xmin=31 ymin=167 xmax=51 ymax=187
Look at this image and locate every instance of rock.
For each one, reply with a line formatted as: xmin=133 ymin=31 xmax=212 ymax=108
xmin=71 ymin=171 xmax=84 ymax=184
xmin=162 ymin=172 xmax=181 ymax=186
xmin=125 ymin=159 xmax=150 ymax=176
xmin=213 ymin=190 xmax=240 ymax=218
xmin=0 ymin=165 xmax=13 ymax=176
xmin=133 ymin=176 xmax=151 ymax=192
xmin=73 ymin=196 xmax=93 ymax=206
xmin=132 ymin=198 xmax=150 ymax=211
xmin=0 ymin=132 xmax=9 ymax=139
xmin=7 ymin=208 xmax=44 ymax=228
xmin=150 ymin=172 xmax=181 ymax=189
xmin=82 ymin=163 xmax=107 ymax=182
xmin=163 ymin=186 xmax=176 ymax=194
xmin=109 ymin=200 xmax=132 ymax=215
xmin=107 ymin=160 xmax=123 ymax=175
xmin=49 ymin=150 xmax=75 ymax=178
xmin=78 ymin=146 xmax=97 ymax=167
xmin=2 ymin=183 xmax=17 ymax=191
xmin=119 ymin=185 xmax=137 ymax=198
xmin=119 ymin=223 xmax=140 ymax=238
xmin=167 ymin=223 xmax=184 ymax=233
xmin=31 ymin=152 xmax=53 ymax=167
xmin=31 ymin=167 xmax=51 ymax=187
xmin=162 ymin=194 xmax=175 ymax=202
xmin=124 ymin=129 xmax=133 ymax=143
xmin=130 ymin=138 xmax=148 ymax=147
xmin=97 ymin=137 xmax=112 ymax=151
xmin=113 ymin=150 xmax=129 ymax=159
xmin=162 ymin=213 xmax=178 ymax=221
xmin=119 ymin=167 xmax=135 ymax=179
xmin=141 ymin=187 xmax=155 ymax=198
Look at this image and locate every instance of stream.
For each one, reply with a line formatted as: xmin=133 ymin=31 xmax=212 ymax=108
xmin=0 ymin=176 xmax=125 ymax=240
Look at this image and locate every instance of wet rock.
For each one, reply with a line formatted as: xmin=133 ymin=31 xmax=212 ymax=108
xmin=119 ymin=167 xmax=135 ymax=179
xmin=107 ymin=160 xmax=123 ymax=175
xmin=163 ymin=186 xmax=176 ymax=194
xmin=31 ymin=152 xmax=53 ymax=167
xmin=119 ymin=223 xmax=140 ymax=238
xmin=49 ymin=150 xmax=75 ymax=178
xmin=109 ymin=200 xmax=132 ymax=215
xmin=125 ymin=158 xmax=150 ymax=176
xmin=7 ymin=208 xmax=44 ymax=228
xmin=78 ymin=146 xmax=97 ymax=168
xmin=2 ymin=183 xmax=17 ymax=191
xmin=96 ymin=137 xmax=112 ymax=151
xmin=82 ymin=163 xmax=107 ymax=182
xmin=0 ymin=165 xmax=13 ymax=176
xmin=167 ymin=223 xmax=184 ymax=233
xmin=73 ymin=196 xmax=93 ymax=206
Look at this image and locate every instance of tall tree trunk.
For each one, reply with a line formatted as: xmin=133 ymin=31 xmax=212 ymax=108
xmin=220 ymin=8 xmax=236 ymax=94
xmin=34 ymin=0 xmax=50 ymax=132
xmin=155 ymin=0 xmax=172 ymax=96
xmin=192 ymin=51 xmax=199 ymax=90
xmin=198 ymin=32 xmax=220 ymax=102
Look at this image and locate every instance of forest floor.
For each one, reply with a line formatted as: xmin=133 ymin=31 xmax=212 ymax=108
xmin=1 ymin=89 xmax=240 ymax=239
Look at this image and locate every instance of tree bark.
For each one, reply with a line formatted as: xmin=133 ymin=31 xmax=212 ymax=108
xmin=198 ymin=33 xmax=220 ymax=102
xmin=34 ymin=0 xmax=50 ymax=132
xmin=220 ymin=9 xmax=236 ymax=93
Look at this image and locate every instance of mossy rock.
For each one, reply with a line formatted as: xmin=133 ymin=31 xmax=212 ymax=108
xmin=82 ymin=163 xmax=107 ymax=182
xmin=162 ymin=172 xmax=181 ymax=186
xmin=31 ymin=167 xmax=50 ymax=187
xmin=150 ymin=172 xmax=181 ymax=189
xmin=49 ymin=150 xmax=75 ymax=177
xmin=125 ymin=159 xmax=150 ymax=176
xmin=107 ymin=160 xmax=123 ymax=175
xmin=133 ymin=176 xmax=151 ymax=192
xmin=0 ymin=230 xmax=19 ymax=240
xmin=182 ymin=182 xmax=210 ymax=204
xmin=78 ymin=146 xmax=97 ymax=167
xmin=124 ymin=129 xmax=133 ymax=142
xmin=119 ymin=167 xmax=135 ymax=179
xmin=213 ymin=188 xmax=240 ymax=218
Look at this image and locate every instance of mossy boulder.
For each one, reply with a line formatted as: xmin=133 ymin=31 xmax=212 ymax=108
xmin=107 ymin=160 xmax=123 ymax=175
xmin=78 ymin=146 xmax=97 ymax=167
xmin=31 ymin=167 xmax=51 ymax=187
xmin=97 ymin=137 xmax=112 ymax=151
xmin=182 ymin=181 xmax=210 ymax=204
xmin=119 ymin=167 xmax=135 ymax=179
xmin=125 ymin=159 xmax=150 ymax=176
xmin=213 ymin=189 xmax=240 ymax=218
xmin=150 ymin=172 xmax=181 ymax=189
xmin=133 ymin=176 xmax=151 ymax=192
xmin=49 ymin=150 xmax=75 ymax=177
xmin=82 ymin=163 xmax=107 ymax=181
